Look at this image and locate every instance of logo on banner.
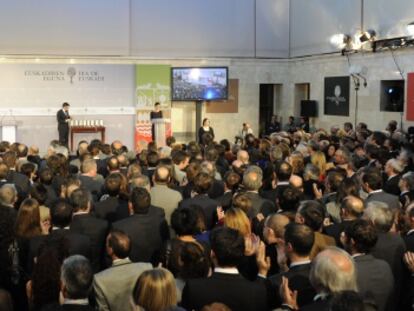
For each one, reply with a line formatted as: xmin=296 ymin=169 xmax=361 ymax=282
xmin=24 ymin=67 xmax=105 ymax=84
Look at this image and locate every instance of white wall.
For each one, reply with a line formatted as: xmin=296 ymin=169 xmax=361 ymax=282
xmin=0 ymin=0 xmax=130 ymax=55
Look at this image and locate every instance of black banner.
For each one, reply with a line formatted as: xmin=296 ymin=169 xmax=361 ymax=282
xmin=324 ymin=76 xmax=350 ymax=116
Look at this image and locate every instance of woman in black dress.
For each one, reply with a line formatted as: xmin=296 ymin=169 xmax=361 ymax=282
xmin=150 ymin=102 xmax=163 ymax=142
xmin=198 ymin=118 xmax=214 ymax=145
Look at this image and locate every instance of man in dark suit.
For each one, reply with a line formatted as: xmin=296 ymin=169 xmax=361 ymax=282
xmin=363 ymin=169 xmax=400 ymax=210
xmin=364 ymin=201 xmax=405 ymax=306
xmin=261 ymin=161 xmax=292 ymax=205
xmin=404 ymin=204 xmax=414 ymax=251
xmin=28 ymin=199 xmax=91 ymax=272
xmin=324 ymin=195 xmax=364 ymax=246
xmin=399 ymin=172 xmax=414 ymax=208
xmin=342 ymin=219 xmax=394 ymax=311
xmin=182 ymin=227 xmax=269 ymax=311
xmin=69 ymin=188 xmax=108 ymax=272
xmin=383 ymin=158 xmax=403 ymax=196
xmin=78 ymin=159 xmax=103 ymax=201
xmin=179 ymin=172 xmax=219 ymax=229
xmin=267 ymin=223 xmax=316 ymax=308
xmin=94 ymin=173 xmax=129 ymax=223
xmin=58 ymin=255 xmax=94 ymax=311
xmin=112 ymin=187 xmax=169 ymax=264
xmin=215 ymin=171 xmax=240 ymax=210
xmin=57 ymin=102 xmax=71 ymax=147
xmin=242 ymin=170 xmax=275 ymax=218
xmin=3 ymin=150 xmax=31 ymax=197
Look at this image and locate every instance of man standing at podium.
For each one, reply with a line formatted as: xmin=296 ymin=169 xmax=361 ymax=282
xmin=57 ymin=102 xmax=71 ymax=147
xmin=150 ymin=102 xmax=163 ymax=142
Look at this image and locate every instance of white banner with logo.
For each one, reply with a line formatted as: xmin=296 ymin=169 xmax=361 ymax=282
xmin=0 ymin=64 xmax=135 ymax=115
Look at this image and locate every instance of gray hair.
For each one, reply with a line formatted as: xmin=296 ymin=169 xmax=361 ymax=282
xmin=61 ymin=255 xmax=93 ymax=299
xmin=81 ymin=159 xmax=97 ymax=174
xmin=363 ymin=201 xmax=395 ymax=233
xmin=304 ymin=164 xmax=320 ymax=181
xmin=310 ymin=247 xmax=357 ymax=294
xmin=270 ymin=146 xmax=283 ymax=162
xmin=0 ymin=184 xmax=17 ymax=206
xmin=402 ymin=172 xmax=414 ymax=191
xmin=200 ymin=161 xmax=216 ymax=178
xmin=387 ymin=159 xmax=404 ymax=174
xmin=55 ymin=145 xmax=69 ymax=159
xmin=243 ymin=170 xmax=262 ymax=191
xmin=130 ymin=174 xmax=150 ymax=190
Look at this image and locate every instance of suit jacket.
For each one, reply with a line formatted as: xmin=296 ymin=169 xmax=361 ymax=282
xmin=365 ymin=190 xmax=400 ymax=210
xmin=300 ymin=298 xmax=331 ymax=311
xmin=150 ymin=184 xmax=183 ymax=225
xmin=383 ymin=175 xmax=401 ymax=196
xmin=244 ymin=191 xmax=276 ymax=218
xmin=261 ymin=183 xmax=289 ymax=205
xmin=57 ymin=109 xmax=70 ymax=126
xmin=324 ymin=220 xmax=356 ymax=246
xmin=93 ymin=196 xmax=129 ymax=223
xmin=112 ymin=206 xmax=169 ymax=264
xmin=371 ymin=232 xmax=406 ymax=304
xmin=28 ymin=228 xmax=91 ymax=272
xmin=400 ymin=190 xmax=414 ymax=208
xmin=58 ymin=304 xmax=94 ymax=311
xmin=179 ymin=194 xmax=218 ymax=229
xmin=182 ymin=272 xmax=269 ymax=311
xmin=93 ymin=258 xmax=152 ymax=311
xmin=70 ymin=213 xmax=108 ymax=272
xmin=208 ymin=179 xmax=225 ymax=199
xmin=7 ymin=169 xmax=31 ymax=195
xmin=215 ymin=191 xmax=233 ymax=210
xmin=78 ymin=175 xmax=103 ymax=201
xmin=354 ymin=254 xmax=394 ymax=311
xmin=404 ymin=231 xmax=414 ymax=252
xmin=268 ymin=263 xmax=315 ymax=308
xmin=310 ymin=232 xmax=336 ymax=259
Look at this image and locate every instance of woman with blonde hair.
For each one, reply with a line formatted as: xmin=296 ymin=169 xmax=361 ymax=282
xmin=311 ymin=151 xmax=327 ymax=181
xmin=288 ymin=151 xmax=305 ymax=176
xmin=223 ymin=208 xmax=251 ymax=238
xmin=132 ymin=268 xmax=185 ymax=311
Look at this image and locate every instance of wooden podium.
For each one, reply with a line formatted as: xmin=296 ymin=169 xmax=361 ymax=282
xmin=152 ymin=119 xmax=169 ymax=147
xmin=70 ymin=126 xmax=105 ymax=151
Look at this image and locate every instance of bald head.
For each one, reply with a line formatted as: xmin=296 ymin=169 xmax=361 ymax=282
xmin=237 ymin=150 xmax=249 ymax=165
xmin=341 ymin=195 xmax=364 ymax=219
xmin=289 ymin=175 xmax=303 ymax=190
xmin=310 ymin=247 xmax=357 ymax=294
xmin=265 ymin=214 xmax=290 ymax=239
xmin=243 ymin=171 xmax=262 ymax=191
xmin=154 ymin=165 xmax=170 ymax=184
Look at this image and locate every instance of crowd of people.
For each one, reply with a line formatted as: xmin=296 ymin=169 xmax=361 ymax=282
xmin=0 ymin=119 xmax=414 ymax=310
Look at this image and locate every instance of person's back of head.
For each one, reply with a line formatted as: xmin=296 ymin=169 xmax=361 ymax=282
xmin=223 ymin=171 xmax=240 ymax=192
xmin=172 ymin=150 xmax=189 ymax=166
xmin=223 ymin=208 xmax=251 ymax=237
xmin=310 ymin=247 xmax=357 ymax=294
xmin=127 ymin=163 xmax=142 ymax=180
xmin=0 ymin=164 xmax=9 ymax=180
xmin=304 ymin=164 xmax=320 ymax=181
xmin=0 ymin=184 xmax=17 ymax=206
xmin=232 ymin=193 xmax=252 ymax=216
xmin=279 ymin=186 xmax=302 ymax=212
xmin=284 ymin=223 xmax=315 ymax=257
xmin=2 ymin=151 xmax=16 ymax=169
xmin=133 ymin=268 xmax=177 ymax=311
xmin=372 ymin=131 xmax=386 ymax=146
xmin=340 ymin=196 xmax=364 ymax=220
xmin=276 ymin=161 xmax=292 ymax=182
xmin=154 ymin=165 xmax=170 ymax=185
xmin=107 ymin=156 xmax=120 ymax=171
xmin=204 ymin=146 xmax=219 ymax=162
xmin=70 ymin=188 xmax=91 ymax=213
xmin=179 ymin=242 xmax=210 ymax=280
xmin=210 ymin=227 xmax=245 ymax=268
xmin=104 ymin=173 xmax=122 ymax=196
xmin=363 ymin=201 xmax=395 ymax=233
xmin=193 ymin=172 xmax=213 ymax=195
xmin=130 ymin=187 xmax=151 ymax=214
xmin=201 ymin=303 xmax=232 ymax=311
xmin=362 ymin=169 xmax=383 ymax=191
xmin=147 ymin=151 xmax=159 ymax=168
xmin=171 ymin=207 xmax=198 ymax=236
xmin=297 ymin=200 xmax=325 ymax=231
xmin=61 ymin=255 xmax=93 ymax=300
xmin=107 ymin=229 xmax=131 ymax=259
xmin=51 ymin=199 xmax=73 ymax=228
xmin=327 ymin=170 xmax=345 ymax=193
xmin=130 ymin=174 xmax=150 ymax=192
xmin=343 ymin=219 xmax=377 ymax=254
xmin=242 ymin=170 xmax=262 ymax=192
xmin=81 ymin=159 xmax=97 ymax=175
xmin=200 ymin=161 xmax=217 ymax=179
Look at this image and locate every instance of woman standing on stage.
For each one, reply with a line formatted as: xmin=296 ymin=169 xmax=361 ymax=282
xmin=198 ymin=118 xmax=214 ymax=145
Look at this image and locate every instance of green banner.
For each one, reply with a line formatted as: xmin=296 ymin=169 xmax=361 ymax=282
xmin=135 ymin=64 xmax=171 ymax=109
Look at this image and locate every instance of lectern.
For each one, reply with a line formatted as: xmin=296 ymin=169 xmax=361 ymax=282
xmin=152 ymin=118 xmax=169 ymax=147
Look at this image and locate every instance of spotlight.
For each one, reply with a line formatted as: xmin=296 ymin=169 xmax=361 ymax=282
xmin=330 ymin=34 xmax=351 ymax=49
xmin=359 ymin=30 xmax=376 ymax=43
xmin=408 ymin=22 xmax=414 ymax=36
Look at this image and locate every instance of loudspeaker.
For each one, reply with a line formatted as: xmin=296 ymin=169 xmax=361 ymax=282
xmin=301 ymin=100 xmax=318 ymax=117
